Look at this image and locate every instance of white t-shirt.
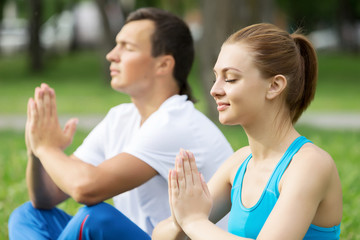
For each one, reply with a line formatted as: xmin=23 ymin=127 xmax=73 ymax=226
xmin=74 ymin=95 xmax=233 ymax=235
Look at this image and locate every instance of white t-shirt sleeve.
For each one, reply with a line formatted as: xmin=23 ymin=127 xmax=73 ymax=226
xmin=73 ymin=114 xmax=108 ymax=166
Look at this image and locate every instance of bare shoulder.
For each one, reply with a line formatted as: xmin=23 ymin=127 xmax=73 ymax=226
xmin=293 ymin=142 xmax=336 ymax=175
xmin=280 ymin=142 xmax=342 ymax=226
xmin=224 ymin=146 xmax=251 ymax=168
xmin=227 ymin=146 xmax=252 ymax=184
xmin=282 ymin=142 xmax=340 ymax=195
xmin=209 ymin=146 xmax=251 ymax=184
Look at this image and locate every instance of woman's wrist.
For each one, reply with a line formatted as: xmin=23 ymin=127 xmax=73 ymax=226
xmin=181 ymin=216 xmax=210 ymax=236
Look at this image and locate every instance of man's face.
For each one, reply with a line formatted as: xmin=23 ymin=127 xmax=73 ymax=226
xmin=106 ymin=20 xmax=157 ymax=97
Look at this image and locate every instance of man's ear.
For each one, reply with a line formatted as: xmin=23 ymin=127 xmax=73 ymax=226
xmin=266 ymin=74 xmax=287 ymax=100
xmin=156 ymin=55 xmax=175 ymax=76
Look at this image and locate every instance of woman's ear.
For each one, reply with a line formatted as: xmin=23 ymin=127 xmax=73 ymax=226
xmin=266 ymin=74 xmax=287 ymax=100
xmin=156 ymin=55 xmax=175 ymax=76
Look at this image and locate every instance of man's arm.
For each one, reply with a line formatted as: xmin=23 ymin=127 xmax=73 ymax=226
xmin=27 ymin=83 xmax=158 ymax=207
xmin=26 ymin=152 xmax=69 ymax=209
xmin=25 ymin=94 xmax=68 ymax=209
xmin=35 ymin=149 xmax=157 ymax=205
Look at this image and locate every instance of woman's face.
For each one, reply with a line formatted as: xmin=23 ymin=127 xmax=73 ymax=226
xmin=211 ymin=43 xmax=270 ymax=126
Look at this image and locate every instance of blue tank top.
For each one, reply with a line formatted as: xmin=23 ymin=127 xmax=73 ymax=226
xmin=228 ymin=136 xmax=340 ymax=239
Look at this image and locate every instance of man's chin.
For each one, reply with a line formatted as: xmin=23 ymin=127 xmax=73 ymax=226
xmin=110 ymin=80 xmax=124 ymax=91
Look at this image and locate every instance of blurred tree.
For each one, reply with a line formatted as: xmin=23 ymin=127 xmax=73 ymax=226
xmin=336 ymin=0 xmax=359 ymax=52
xmin=29 ymin=0 xmax=43 ymax=72
xmin=95 ymin=0 xmax=125 ymax=82
xmin=276 ymin=0 xmax=338 ymax=32
xmin=27 ymin=0 xmax=77 ymax=72
xmin=134 ymin=0 xmax=197 ymax=16
xmin=0 ymin=0 xmax=6 ymax=23
xmin=96 ymin=0 xmax=118 ymax=52
xmin=198 ymin=0 xmax=275 ymax=119
xmin=0 ymin=0 xmax=7 ymax=53
xmin=277 ymin=0 xmax=360 ymax=52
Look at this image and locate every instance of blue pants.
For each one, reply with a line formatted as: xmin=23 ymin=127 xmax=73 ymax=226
xmin=8 ymin=201 xmax=151 ymax=240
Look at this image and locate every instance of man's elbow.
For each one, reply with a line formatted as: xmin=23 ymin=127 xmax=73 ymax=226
xmin=71 ymin=181 xmax=102 ymax=206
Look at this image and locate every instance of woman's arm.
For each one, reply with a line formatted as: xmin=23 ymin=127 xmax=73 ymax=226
xmin=169 ymin=149 xmax=252 ymax=240
xmin=152 ymin=161 xmax=188 ymax=240
xmin=207 ymin=148 xmax=249 ymax=223
xmin=168 ymin=146 xmax=339 ymax=240
xmin=257 ymin=145 xmax=341 ymax=239
xmin=152 ymin=217 xmax=188 ymax=240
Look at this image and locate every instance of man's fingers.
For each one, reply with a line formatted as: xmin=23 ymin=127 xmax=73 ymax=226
xmin=49 ymin=87 xmax=57 ymax=118
xmin=34 ymin=87 xmax=44 ymax=120
xmin=63 ymin=118 xmax=78 ymax=144
xmin=43 ymin=87 xmax=52 ymax=119
xmin=28 ymin=98 xmax=38 ymax=131
xmin=26 ymin=98 xmax=33 ymax=124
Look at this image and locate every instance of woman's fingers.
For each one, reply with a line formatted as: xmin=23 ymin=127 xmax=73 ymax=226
xmin=181 ymin=149 xmax=194 ymax=188
xmin=176 ymin=155 xmax=185 ymax=192
xmin=200 ymin=173 xmax=211 ymax=198
xmin=170 ymin=169 xmax=179 ymax=197
xmin=187 ymin=150 xmax=202 ymax=185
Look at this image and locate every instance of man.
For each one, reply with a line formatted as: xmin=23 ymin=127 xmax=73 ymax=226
xmin=9 ymin=7 xmax=233 ymax=239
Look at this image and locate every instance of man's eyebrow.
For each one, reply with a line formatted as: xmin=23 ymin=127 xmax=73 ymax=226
xmin=115 ymin=38 xmax=138 ymax=47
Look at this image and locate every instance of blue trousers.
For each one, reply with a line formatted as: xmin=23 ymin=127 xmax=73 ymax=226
xmin=8 ymin=201 xmax=151 ymax=240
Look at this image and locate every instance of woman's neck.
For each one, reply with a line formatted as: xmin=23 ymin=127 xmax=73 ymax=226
xmin=244 ymin=111 xmax=299 ymax=162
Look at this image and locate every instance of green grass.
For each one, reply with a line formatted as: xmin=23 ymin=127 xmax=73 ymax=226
xmin=0 ymin=51 xmax=360 ymax=114
xmin=1 ymin=126 xmax=359 ymax=239
xmin=0 ymin=52 xmax=130 ymax=115
xmin=0 ymin=51 xmax=207 ymax=115
xmin=309 ymin=53 xmax=360 ymax=112
xmin=1 ymin=51 xmax=360 ymax=238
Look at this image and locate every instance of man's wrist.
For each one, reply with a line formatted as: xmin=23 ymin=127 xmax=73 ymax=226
xmin=35 ymin=145 xmax=61 ymax=159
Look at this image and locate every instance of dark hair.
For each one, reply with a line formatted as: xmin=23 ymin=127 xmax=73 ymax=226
xmin=126 ymin=8 xmax=196 ymax=102
xmin=225 ymin=23 xmax=318 ymax=123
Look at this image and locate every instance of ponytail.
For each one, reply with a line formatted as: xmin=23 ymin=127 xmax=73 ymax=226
xmin=290 ymin=33 xmax=318 ymax=123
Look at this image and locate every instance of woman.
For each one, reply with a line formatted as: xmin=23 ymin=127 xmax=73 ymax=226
xmin=152 ymin=23 xmax=342 ymax=239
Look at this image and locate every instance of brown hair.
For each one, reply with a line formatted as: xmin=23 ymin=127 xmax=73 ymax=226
xmin=126 ymin=8 xmax=196 ymax=102
xmin=225 ymin=23 xmax=318 ymax=123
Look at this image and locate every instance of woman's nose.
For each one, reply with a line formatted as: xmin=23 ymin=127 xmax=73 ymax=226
xmin=210 ymin=79 xmax=225 ymax=97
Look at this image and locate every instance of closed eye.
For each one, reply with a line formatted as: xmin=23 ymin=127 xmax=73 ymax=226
xmin=225 ymin=79 xmax=236 ymax=83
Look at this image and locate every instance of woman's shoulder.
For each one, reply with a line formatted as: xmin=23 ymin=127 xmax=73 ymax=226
xmin=225 ymin=146 xmax=251 ymax=166
xmin=225 ymin=146 xmax=252 ymax=183
xmin=295 ymin=142 xmax=336 ymax=173
xmin=281 ymin=142 xmax=339 ymax=194
xmin=280 ymin=141 xmax=342 ymax=228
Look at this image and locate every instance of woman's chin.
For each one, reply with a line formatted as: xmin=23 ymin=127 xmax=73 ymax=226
xmin=219 ymin=116 xmax=230 ymax=125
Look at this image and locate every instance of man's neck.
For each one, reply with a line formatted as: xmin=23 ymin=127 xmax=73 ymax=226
xmin=131 ymin=92 xmax=176 ymax=126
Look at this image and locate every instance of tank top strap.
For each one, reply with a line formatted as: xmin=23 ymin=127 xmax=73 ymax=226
xmin=231 ymin=153 xmax=252 ymax=200
xmin=269 ymin=136 xmax=312 ymax=197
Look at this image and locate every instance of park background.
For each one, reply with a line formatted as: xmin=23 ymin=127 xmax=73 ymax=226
xmin=1 ymin=0 xmax=360 ymax=238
